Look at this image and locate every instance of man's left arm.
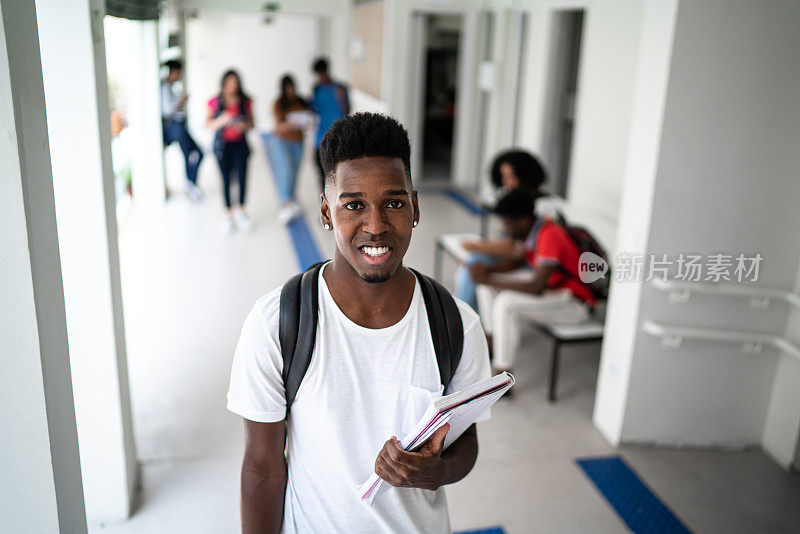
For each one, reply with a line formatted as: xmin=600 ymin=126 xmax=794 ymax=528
xmin=374 ymin=422 xmax=478 ymax=491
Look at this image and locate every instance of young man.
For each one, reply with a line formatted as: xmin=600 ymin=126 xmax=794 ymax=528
xmin=470 ymin=189 xmax=596 ymax=373
xmin=227 ymin=113 xmax=490 ymax=533
xmin=161 ymin=59 xmax=204 ymax=201
xmin=310 ymin=57 xmax=350 ymax=192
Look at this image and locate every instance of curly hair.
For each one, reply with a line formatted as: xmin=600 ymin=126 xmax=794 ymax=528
xmin=319 ymin=112 xmax=411 ymax=186
xmin=490 ymin=150 xmax=546 ymax=191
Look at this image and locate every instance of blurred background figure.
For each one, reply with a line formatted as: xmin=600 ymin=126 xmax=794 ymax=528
xmin=110 ymin=109 xmax=132 ymax=199
xmin=454 ymin=150 xmax=547 ymax=310
xmin=206 ymin=70 xmax=254 ymax=234
xmin=161 ymin=59 xmax=204 ymax=203
xmin=310 ymin=56 xmax=349 ymax=191
xmin=263 ymin=74 xmax=310 ymax=224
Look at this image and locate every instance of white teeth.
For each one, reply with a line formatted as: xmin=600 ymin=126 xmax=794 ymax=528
xmin=362 ymin=246 xmax=389 ymax=257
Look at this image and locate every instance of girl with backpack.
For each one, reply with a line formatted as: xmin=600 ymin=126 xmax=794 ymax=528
xmin=206 ymin=70 xmax=254 ymax=234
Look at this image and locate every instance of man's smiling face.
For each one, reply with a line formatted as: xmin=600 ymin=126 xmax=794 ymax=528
xmin=321 ymin=156 xmax=418 ymax=284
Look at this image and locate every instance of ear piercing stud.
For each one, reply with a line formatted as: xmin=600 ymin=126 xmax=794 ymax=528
xmin=413 ymin=220 xmax=418 ymax=227
xmin=323 ymin=223 xmax=331 ymax=230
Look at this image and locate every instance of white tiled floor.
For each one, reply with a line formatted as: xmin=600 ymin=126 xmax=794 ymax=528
xmin=95 ymin=142 xmax=800 ymax=533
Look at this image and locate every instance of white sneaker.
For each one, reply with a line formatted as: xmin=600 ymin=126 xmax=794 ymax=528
xmin=186 ymin=183 xmax=204 ymax=203
xmin=233 ymin=211 xmax=253 ymax=233
xmin=278 ymin=203 xmax=302 ymax=225
xmin=220 ymin=217 xmax=235 ymax=235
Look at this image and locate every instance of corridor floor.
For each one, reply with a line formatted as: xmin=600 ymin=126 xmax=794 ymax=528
xmin=94 ymin=142 xmax=800 ymax=533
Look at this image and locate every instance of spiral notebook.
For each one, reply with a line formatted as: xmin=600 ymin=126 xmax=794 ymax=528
xmin=359 ymin=371 xmax=515 ymax=504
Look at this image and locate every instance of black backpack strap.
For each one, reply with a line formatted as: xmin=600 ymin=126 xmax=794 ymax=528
xmin=279 ymin=262 xmax=325 ymax=414
xmin=411 ymin=269 xmax=464 ymax=391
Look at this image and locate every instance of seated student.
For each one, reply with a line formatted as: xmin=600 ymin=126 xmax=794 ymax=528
xmin=227 ymin=112 xmax=491 ymax=534
xmin=454 ymin=150 xmax=547 ymax=309
xmin=470 ymin=188 xmax=596 ymax=375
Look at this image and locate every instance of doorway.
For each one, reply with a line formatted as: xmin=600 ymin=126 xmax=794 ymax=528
xmin=542 ymin=9 xmax=584 ymax=198
xmin=413 ymin=13 xmax=463 ymax=183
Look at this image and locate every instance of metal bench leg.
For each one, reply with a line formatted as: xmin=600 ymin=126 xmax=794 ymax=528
xmin=548 ymin=340 xmax=561 ymax=402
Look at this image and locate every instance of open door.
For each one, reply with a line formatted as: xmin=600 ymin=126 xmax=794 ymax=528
xmin=542 ymin=9 xmax=584 ymax=198
xmin=410 ymin=13 xmax=464 ymax=184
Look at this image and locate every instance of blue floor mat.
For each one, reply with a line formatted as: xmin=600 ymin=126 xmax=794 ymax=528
xmin=442 ymin=189 xmax=487 ymax=217
xmin=577 ymin=455 xmax=691 ymax=533
xmin=286 ymin=215 xmax=324 ymax=271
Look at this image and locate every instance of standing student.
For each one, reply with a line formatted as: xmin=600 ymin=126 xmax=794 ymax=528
xmin=471 ymin=189 xmax=596 ymax=374
xmin=310 ymin=57 xmax=350 ymax=191
xmin=263 ymin=75 xmax=308 ymax=224
xmin=161 ymin=59 xmax=204 ymax=202
xmin=206 ymin=70 xmax=254 ymax=234
xmin=227 ymin=113 xmax=490 ymax=534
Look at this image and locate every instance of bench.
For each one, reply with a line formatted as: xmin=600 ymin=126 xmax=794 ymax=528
xmin=531 ymin=320 xmax=605 ymax=402
xmin=434 ymin=233 xmax=483 ymax=281
xmin=434 ymin=230 xmax=605 ymax=404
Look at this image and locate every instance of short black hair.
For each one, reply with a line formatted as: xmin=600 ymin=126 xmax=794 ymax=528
xmin=312 ymin=57 xmax=329 ymax=73
xmin=319 ymin=112 xmax=411 ymax=186
xmin=490 ymin=150 xmax=546 ymax=191
xmin=164 ymin=59 xmax=183 ymax=72
xmin=494 ymin=188 xmax=537 ymax=219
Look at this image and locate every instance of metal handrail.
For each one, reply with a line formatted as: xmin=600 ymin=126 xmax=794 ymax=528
xmin=642 ymin=320 xmax=800 ymax=361
xmin=650 ymin=278 xmax=800 ymax=309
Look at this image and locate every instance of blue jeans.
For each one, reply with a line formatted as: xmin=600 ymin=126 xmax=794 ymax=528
xmin=455 ymin=252 xmax=503 ymax=311
xmin=263 ymin=133 xmax=303 ymax=203
xmin=163 ymin=119 xmax=203 ymax=184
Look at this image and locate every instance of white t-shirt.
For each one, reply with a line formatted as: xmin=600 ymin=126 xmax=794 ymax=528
xmin=227 ymin=264 xmax=491 ymax=534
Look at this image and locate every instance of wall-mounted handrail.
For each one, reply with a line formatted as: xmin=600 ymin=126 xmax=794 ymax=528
xmin=650 ymin=278 xmax=800 ymax=310
xmin=642 ymin=320 xmax=800 ymax=361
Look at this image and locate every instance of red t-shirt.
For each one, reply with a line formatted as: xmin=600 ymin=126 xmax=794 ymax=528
xmin=208 ymin=95 xmax=252 ymax=142
xmin=524 ymin=221 xmax=596 ymax=306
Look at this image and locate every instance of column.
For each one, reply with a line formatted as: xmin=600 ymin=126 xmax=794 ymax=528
xmin=0 ymin=0 xmax=87 ymax=531
xmin=35 ymin=0 xmax=138 ymax=522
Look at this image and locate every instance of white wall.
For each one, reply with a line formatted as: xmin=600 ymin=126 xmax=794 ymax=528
xmin=592 ymin=0 xmax=680 ymax=446
xmin=37 ymin=0 xmax=138 ymax=522
xmin=595 ymin=0 xmax=800 ymax=455
xmin=180 ymin=0 xmax=351 ymax=95
xmin=0 ymin=0 xmax=86 ymax=530
xmin=184 ymin=10 xmax=320 ymax=147
xmin=515 ymin=0 xmax=646 ymax=252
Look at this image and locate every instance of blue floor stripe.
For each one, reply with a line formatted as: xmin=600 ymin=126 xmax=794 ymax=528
xmin=577 ymin=456 xmax=691 ymax=534
xmin=441 ymin=189 xmax=488 ymax=217
xmin=444 ymin=190 xmax=487 ymax=217
xmin=286 ymin=215 xmax=324 ymax=271
xmin=454 ymin=528 xmax=505 ymax=534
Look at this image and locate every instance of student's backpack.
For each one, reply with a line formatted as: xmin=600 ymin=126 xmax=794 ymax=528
xmin=278 ymin=262 xmax=464 ymax=413
xmin=554 ymin=211 xmax=611 ymax=301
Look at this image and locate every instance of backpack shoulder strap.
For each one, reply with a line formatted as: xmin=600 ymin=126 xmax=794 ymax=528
xmin=411 ymin=269 xmax=464 ymax=391
xmin=279 ymin=262 xmax=325 ymax=414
